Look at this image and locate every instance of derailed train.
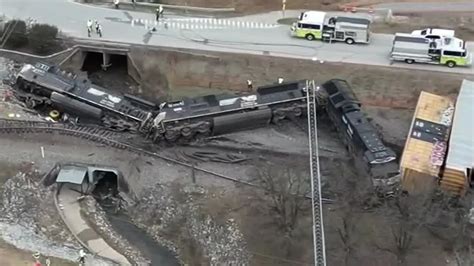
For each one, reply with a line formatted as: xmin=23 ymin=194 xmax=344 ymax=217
xmin=13 ymin=62 xmax=307 ymax=141
xmin=321 ymin=79 xmax=400 ymax=187
xmin=13 ymin=62 xmax=399 ymax=186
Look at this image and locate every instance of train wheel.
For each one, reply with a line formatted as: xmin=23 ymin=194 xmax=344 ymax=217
xmin=293 ymin=106 xmax=303 ymax=117
xmin=181 ymin=127 xmax=192 ymax=137
xmin=197 ymin=122 xmax=211 ymax=134
xmin=272 ymin=110 xmax=285 ymax=123
xmin=165 ymin=130 xmax=180 ymax=142
xmin=25 ymin=97 xmax=38 ymax=109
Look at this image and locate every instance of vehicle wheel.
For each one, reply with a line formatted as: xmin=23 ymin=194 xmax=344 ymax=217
xmin=446 ymin=61 xmax=456 ymax=68
xmin=405 ymin=59 xmax=415 ymax=64
xmin=305 ymin=34 xmax=315 ymax=41
xmin=345 ymin=38 xmax=355 ymax=45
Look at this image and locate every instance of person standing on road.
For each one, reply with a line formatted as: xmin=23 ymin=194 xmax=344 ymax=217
xmin=131 ymin=0 xmax=136 ymax=9
xmin=114 ymin=0 xmax=120 ymax=9
xmin=77 ymin=249 xmax=86 ymax=265
xmin=159 ymin=5 xmax=164 ymax=18
xmin=97 ymin=23 xmax=103 ymax=37
xmin=156 ymin=5 xmax=164 ymax=22
xmin=86 ymin=19 xmax=93 ymax=37
xmin=247 ymin=79 xmax=253 ymax=91
xmin=45 ymin=257 xmax=51 ymax=266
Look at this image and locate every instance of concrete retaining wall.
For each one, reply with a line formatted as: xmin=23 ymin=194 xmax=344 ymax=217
xmin=129 ymin=47 xmax=472 ymax=108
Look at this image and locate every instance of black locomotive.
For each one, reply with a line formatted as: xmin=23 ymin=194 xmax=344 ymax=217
xmin=14 ymin=62 xmax=308 ymax=141
xmin=152 ymin=80 xmax=308 ymax=141
xmin=15 ymin=62 xmax=157 ymax=132
xmin=321 ymin=79 xmax=400 ymax=186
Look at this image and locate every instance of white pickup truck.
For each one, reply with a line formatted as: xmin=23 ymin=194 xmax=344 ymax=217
xmin=411 ymin=28 xmax=455 ymax=41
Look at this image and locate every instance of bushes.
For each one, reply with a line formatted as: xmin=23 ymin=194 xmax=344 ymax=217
xmin=28 ymin=24 xmax=59 ymax=54
xmin=0 ymin=20 xmax=59 ymax=54
xmin=1 ymin=20 xmax=28 ymax=48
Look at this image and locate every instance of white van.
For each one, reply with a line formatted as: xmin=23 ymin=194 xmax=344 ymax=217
xmin=411 ymin=28 xmax=455 ymax=41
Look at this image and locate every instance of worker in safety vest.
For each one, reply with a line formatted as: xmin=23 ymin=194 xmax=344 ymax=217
xmin=155 ymin=5 xmax=164 ymax=22
xmin=86 ymin=19 xmax=93 ymax=37
xmin=114 ymin=0 xmax=120 ymax=9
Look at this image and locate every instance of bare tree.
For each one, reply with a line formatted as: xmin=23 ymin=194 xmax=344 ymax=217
xmin=250 ymin=162 xmax=310 ymax=238
xmin=329 ymin=162 xmax=371 ymax=266
xmin=373 ymin=189 xmax=471 ymax=265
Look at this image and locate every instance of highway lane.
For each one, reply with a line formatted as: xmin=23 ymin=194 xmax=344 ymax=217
xmin=1 ymin=0 xmax=473 ymax=75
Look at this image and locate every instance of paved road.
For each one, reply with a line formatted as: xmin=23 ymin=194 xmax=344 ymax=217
xmin=0 ymin=0 xmax=473 ymax=75
xmin=375 ymin=1 xmax=474 ymax=13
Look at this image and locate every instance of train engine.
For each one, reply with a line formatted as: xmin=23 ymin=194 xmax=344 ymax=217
xmin=150 ymin=80 xmax=308 ymax=142
xmin=14 ymin=62 xmax=157 ymax=132
xmin=321 ymin=79 xmax=400 ymax=188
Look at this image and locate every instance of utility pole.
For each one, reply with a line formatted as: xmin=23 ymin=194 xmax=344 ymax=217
xmin=306 ymin=80 xmax=326 ymax=266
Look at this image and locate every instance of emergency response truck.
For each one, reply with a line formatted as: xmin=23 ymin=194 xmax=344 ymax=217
xmin=390 ymin=33 xmax=472 ymax=68
xmin=290 ymin=11 xmax=371 ymax=44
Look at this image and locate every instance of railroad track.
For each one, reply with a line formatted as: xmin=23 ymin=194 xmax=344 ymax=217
xmin=0 ymin=118 xmax=333 ymax=202
xmin=0 ymin=118 xmax=259 ymax=187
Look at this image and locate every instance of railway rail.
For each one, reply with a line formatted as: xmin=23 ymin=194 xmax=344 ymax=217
xmin=0 ymin=118 xmax=269 ymax=189
xmin=0 ymin=118 xmax=335 ymax=203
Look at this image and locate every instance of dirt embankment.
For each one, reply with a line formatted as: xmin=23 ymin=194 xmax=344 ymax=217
xmin=129 ymin=47 xmax=471 ymax=108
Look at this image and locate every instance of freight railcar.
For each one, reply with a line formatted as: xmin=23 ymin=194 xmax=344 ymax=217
xmin=321 ymin=79 xmax=400 ymax=187
xmin=15 ymin=63 xmax=157 ymax=132
xmin=149 ymin=80 xmax=308 ymax=141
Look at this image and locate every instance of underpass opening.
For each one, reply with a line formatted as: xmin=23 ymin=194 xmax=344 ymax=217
xmin=81 ymin=51 xmax=137 ymax=94
xmin=92 ymin=170 xmax=119 ymax=203
xmin=81 ymin=51 xmax=103 ymax=73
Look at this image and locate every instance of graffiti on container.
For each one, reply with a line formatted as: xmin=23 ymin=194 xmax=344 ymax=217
xmin=440 ymin=105 xmax=454 ymax=126
xmin=430 ymin=141 xmax=447 ymax=166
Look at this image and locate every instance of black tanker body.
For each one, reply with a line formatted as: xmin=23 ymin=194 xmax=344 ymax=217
xmin=321 ymin=79 xmax=400 ymax=188
xmin=151 ymin=80 xmax=308 ymax=141
xmin=15 ymin=63 xmax=157 ymax=131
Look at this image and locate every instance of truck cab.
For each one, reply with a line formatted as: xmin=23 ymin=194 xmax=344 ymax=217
xmin=291 ymin=11 xmax=371 ymax=44
xmin=290 ymin=11 xmax=326 ymax=41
